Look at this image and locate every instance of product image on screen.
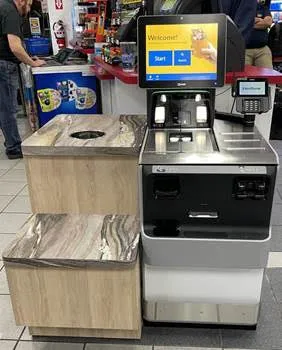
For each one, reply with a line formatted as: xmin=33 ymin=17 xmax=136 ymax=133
xmin=146 ymin=23 xmax=218 ymax=82
xmin=238 ymin=81 xmax=267 ymax=96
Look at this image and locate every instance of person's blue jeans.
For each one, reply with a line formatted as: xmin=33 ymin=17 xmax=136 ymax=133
xmin=0 ymin=60 xmax=22 ymax=154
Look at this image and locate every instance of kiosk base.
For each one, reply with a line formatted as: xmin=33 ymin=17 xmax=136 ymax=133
xmin=143 ymin=301 xmax=259 ymax=326
xmin=143 ymin=265 xmax=263 ymax=326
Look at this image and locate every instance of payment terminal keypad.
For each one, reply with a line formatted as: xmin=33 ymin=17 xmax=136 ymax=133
xmin=243 ymin=99 xmax=261 ymax=113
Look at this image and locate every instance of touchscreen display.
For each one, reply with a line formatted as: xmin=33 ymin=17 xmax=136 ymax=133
xmin=146 ymin=23 xmax=219 ymax=82
xmin=238 ymin=81 xmax=267 ymax=96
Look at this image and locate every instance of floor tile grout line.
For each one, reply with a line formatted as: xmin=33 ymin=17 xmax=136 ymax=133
xmin=0 ymin=211 xmax=32 ymax=215
xmin=10 ymin=160 xmax=22 ymax=171
xmin=0 ymin=167 xmax=16 ymax=177
xmin=14 ymin=183 xmax=28 ymax=197
xmin=266 ymin=273 xmax=282 ymax=320
xmin=0 ymin=193 xmax=20 ymax=214
xmin=267 ymin=272 xmax=282 ymax=314
xmin=0 ymin=337 xmax=22 ymax=342
xmin=0 ymin=232 xmax=17 ymax=234
xmin=13 ymin=327 xmax=26 ymax=350
xmin=17 ymin=326 xmax=26 ymax=342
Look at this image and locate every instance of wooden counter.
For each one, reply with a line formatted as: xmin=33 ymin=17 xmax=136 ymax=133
xmin=22 ymin=114 xmax=147 ymax=215
xmin=3 ymin=214 xmax=141 ymax=339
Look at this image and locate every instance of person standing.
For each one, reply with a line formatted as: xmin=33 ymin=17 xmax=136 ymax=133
xmin=0 ymin=0 xmax=45 ymax=159
xmin=216 ymin=0 xmax=258 ymax=43
xmin=201 ymin=0 xmax=257 ymax=61
xmin=245 ymin=0 xmax=273 ymax=68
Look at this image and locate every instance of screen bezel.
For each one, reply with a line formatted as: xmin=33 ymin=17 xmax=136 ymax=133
xmin=138 ymin=14 xmax=227 ymax=89
xmin=236 ymin=79 xmax=269 ymax=97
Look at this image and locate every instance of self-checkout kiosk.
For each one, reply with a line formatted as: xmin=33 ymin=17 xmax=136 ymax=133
xmin=138 ymin=14 xmax=279 ymax=326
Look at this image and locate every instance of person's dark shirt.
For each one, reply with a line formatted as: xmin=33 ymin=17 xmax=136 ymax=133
xmin=247 ymin=4 xmax=272 ymax=49
xmin=218 ymin=0 xmax=257 ymax=44
xmin=0 ymin=0 xmax=23 ymax=63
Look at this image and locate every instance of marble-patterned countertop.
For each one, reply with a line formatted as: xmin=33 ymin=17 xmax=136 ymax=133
xmin=22 ymin=114 xmax=147 ymax=156
xmin=3 ymin=214 xmax=140 ymax=268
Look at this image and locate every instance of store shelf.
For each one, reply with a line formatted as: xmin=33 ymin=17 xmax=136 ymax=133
xmin=93 ymin=56 xmax=138 ymax=84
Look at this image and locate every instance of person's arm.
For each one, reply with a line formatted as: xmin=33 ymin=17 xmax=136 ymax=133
xmin=254 ymin=16 xmax=273 ymax=30
xmin=8 ymin=35 xmax=45 ymax=67
xmin=254 ymin=6 xmax=273 ymax=30
xmin=3 ymin=8 xmax=45 ymax=67
xmin=232 ymin=0 xmax=257 ymax=43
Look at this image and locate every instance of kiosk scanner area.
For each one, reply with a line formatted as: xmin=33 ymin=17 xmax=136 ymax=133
xmin=138 ymin=14 xmax=278 ymax=326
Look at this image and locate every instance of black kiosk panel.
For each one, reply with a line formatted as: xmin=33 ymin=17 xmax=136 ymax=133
xmin=138 ymin=15 xmax=227 ymax=89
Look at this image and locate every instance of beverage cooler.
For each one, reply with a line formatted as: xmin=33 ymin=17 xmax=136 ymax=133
xmin=32 ymin=65 xmax=101 ymax=127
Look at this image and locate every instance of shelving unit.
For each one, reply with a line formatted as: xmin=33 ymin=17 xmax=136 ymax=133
xmin=74 ymin=0 xmax=108 ymax=53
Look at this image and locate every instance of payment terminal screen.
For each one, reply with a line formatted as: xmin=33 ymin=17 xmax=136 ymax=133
xmin=239 ymin=81 xmax=267 ymax=96
xmin=146 ymin=23 xmax=218 ymax=82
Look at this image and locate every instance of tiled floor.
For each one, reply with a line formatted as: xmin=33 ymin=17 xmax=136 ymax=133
xmin=0 ymin=119 xmax=282 ymax=350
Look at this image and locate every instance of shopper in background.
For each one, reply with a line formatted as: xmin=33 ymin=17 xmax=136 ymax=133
xmin=0 ymin=0 xmax=45 ymax=159
xmin=245 ymin=0 xmax=273 ymax=68
xmin=201 ymin=0 xmax=257 ymax=62
xmin=219 ymin=0 xmax=258 ymax=44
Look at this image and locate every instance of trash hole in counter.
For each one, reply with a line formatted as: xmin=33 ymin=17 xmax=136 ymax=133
xmin=70 ymin=131 xmax=105 ymax=140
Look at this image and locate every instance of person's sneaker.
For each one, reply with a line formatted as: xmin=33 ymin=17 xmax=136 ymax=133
xmin=6 ymin=150 xmax=23 ymax=159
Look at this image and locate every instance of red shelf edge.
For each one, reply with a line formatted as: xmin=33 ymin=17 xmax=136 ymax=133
xmin=93 ymin=59 xmax=282 ymax=85
xmin=93 ymin=56 xmax=138 ymax=84
xmin=90 ymin=65 xmax=114 ymax=80
xmin=225 ymin=65 xmax=282 ymax=85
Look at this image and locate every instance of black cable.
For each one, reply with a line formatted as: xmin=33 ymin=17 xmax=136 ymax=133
xmin=216 ymin=86 xmax=232 ymax=97
xmin=231 ymin=97 xmax=236 ymax=113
